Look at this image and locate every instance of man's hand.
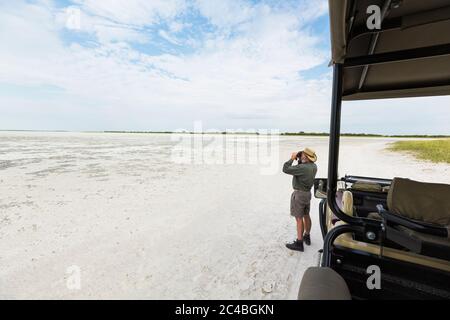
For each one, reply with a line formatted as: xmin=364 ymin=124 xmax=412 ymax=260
xmin=291 ymin=152 xmax=297 ymax=160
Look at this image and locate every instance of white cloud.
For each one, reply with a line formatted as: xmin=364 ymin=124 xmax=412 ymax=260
xmin=158 ymin=30 xmax=181 ymax=45
xmin=194 ymin=0 xmax=253 ymax=29
xmin=0 ymin=0 xmax=448 ymax=134
xmin=52 ymin=0 xmax=187 ymax=44
xmin=168 ymin=21 xmax=187 ymax=33
xmin=74 ymin=0 xmax=187 ymax=26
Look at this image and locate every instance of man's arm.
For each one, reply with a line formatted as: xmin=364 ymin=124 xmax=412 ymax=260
xmin=282 ymin=159 xmax=305 ymax=175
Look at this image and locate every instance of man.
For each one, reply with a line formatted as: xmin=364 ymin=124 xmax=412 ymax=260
xmin=282 ymin=147 xmax=317 ymax=252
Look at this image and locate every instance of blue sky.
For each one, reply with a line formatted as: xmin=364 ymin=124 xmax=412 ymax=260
xmin=0 ymin=0 xmax=449 ymax=134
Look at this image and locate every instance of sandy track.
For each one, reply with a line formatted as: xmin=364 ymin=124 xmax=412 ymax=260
xmin=0 ymin=132 xmax=448 ymax=299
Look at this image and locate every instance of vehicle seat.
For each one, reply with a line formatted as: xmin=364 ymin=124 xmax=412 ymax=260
xmin=387 ymin=178 xmax=450 ymax=226
xmin=330 ymin=190 xmax=354 ymax=225
xmin=298 ymin=267 xmax=351 ymax=300
xmin=340 ymin=190 xmax=380 ymax=220
xmin=342 ymin=190 xmax=354 ymax=216
xmin=378 ymin=178 xmax=450 ymax=260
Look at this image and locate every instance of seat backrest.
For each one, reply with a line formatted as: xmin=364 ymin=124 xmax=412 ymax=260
xmin=298 ymin=267 xmax=351 ymax=300
xmin=388 ymin=178 xmax=450 ymax=226
xmin=342 ymin=190 xmax=354 ymax=216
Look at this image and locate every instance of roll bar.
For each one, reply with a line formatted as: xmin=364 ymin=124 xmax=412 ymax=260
xmin=326 ymin=64 xmax=381 ymax=230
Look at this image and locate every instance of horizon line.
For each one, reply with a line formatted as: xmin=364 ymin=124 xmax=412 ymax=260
xmin=0 ymin=129 xmax=449 ymax=138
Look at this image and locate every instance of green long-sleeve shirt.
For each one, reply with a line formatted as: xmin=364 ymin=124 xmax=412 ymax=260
xmin=283 ymin=159 xmax=317 ymax=192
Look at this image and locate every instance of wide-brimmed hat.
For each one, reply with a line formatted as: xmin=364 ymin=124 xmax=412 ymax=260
xmin=302 ymin=147 xmax=317 ymax=162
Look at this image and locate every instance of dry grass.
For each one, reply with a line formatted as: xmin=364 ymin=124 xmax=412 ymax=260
xmin=388 ymin=139 xmax=450 ymax=164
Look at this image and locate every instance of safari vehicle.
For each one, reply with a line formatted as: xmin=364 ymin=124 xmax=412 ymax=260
xmin=298 ymin=0 xmax=450 ymax=299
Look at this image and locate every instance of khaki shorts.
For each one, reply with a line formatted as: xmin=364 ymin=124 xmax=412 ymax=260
xmin=290 ymin=190 xmax=311 ymax=218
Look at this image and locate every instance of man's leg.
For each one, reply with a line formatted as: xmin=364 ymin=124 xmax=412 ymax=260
xmin=303 ymin=215 xmax=311 ymax=235
xmin=286 ymin=192 xmax=305 ymax=251
xmin=286 ymin=217 xmax=305 ymax=251
xmin=303 ymin=214 xmax=312 ymax=245
xmin=296 ymin=217 xmax=304 ymax=241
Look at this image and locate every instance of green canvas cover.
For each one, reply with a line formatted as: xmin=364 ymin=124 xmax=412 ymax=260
xmin=328 ymin=0 xmax=450 ymax=100
xmin=387 ymin=178 xmax=450 ymax=226
xmin=352 ymin=181 xmax=383 ymax=193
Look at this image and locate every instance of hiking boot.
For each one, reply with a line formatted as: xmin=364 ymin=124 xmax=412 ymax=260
xmin=285 ymin=239 xmax=304 ymax=252
xmin=303 ymin=234 xmax=311 ymax=246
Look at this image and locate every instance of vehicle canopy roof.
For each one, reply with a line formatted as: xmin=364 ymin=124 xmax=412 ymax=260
xmin=328 ymin=0 xmax=450 ymax=100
